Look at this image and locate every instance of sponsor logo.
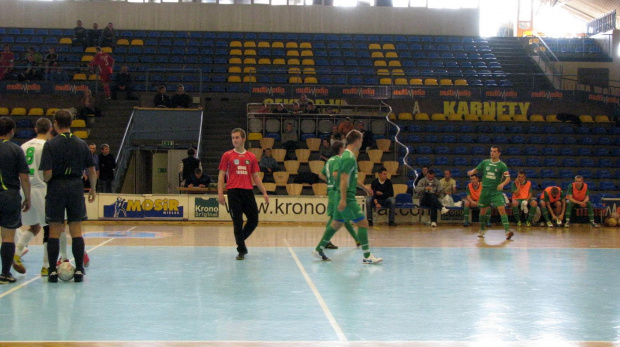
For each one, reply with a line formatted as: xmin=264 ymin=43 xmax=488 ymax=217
xmin=103 ymin=197 xmax=183 ymax=218
xmin=195 ymin=197 xmax=219 ymax=218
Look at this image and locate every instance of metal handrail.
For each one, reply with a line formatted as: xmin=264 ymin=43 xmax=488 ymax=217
xmin=381 ymin=100 xmax=417 ymax=191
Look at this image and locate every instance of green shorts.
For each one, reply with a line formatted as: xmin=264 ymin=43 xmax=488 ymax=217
xmin=478 ymin=189 xmax=507 ymax=208
xmin=327 ymin=190 xmax=338 ymax=217
xmin=333 ymin=198 xmax=365 ymax=223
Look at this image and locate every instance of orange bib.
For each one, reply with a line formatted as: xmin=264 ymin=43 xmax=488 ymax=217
xmin=540 ymin=186 xmax=561 ymax=203
xmin=468 ymin=182 xmax=482 ymax=201
xmin=570 ymin=183 xmax=588 ymax=202
xmin=512 ymin=180 xmax=531 ymax=200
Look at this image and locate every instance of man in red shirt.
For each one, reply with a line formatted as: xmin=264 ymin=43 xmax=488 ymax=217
xmin=89 ymin=46 xmax=114 ymax=99
xmin=218 ymin=128 xmax=269 ymax=260
xmin=0 ymin=44 xmax=15 ymax=81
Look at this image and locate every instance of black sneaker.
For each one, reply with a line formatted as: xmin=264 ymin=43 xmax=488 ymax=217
xmin=236 ymin=251 xmax=247 ymax=260
xmin=312 ymin=250 xmax=330 ymax=261
xmin=325 ymin=242 xmax=338 ymax=249
xmin=368 ymin=220 xmax=374 ymax=226
xmin=0 ymin=273 xmax=16 ymax=284
xmin=73 ymin=271 xmax=84 ymax=282
xmin=388 ymin=221 xmax=397 ymax=226
xmin=48 ymin=271 xmax=58 ymax=283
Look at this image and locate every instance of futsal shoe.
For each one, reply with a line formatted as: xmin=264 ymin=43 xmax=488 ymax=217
xmin=236 ymin=252 xmax=247 ymax=260
xmin=56 ymin=258 xmax=69 ymax=266
xmin=368 ymin=220 xmax=374 ymax=226
xmin=73 ymin=271 xmax=84 ymax=283
xmin=362 ymin=254 xmax=383 ymax=264
xmin=12 ymin=255 xmax=26 ymax=274
xmin=477 ymin=229 xmax=486 ymax=238
xmin=84 ymin=252 xmax=90 ymax=268
xmin=546 ymin=221 xmax=554 ymax=227
xmin=0 ymin=273 xmax=16 ymax=284
xmin=517 ymin=221 xmax=522 ymax=227
xmin=40 ymin=267 xmax=49 ymax=276
xmin=463 ymin=222 xmax=470 ymax=227
xmin=430 ymin=222 xmax=437 ymax=227
xmin=590 ymin=222 xmax=599 ymax=228
xmin=506 ymin=231 xmax=514 ymax=240
xmin=441 ymin=207 xmax=449 ymax=214
xmin=525 ymin=221 xmax=532 ymax=227
xmin=325 ymin=242 xmax=338 ymax=249
xmin=312 ymin=250 xmax=330 ymax=261
xmin=388 ymin=221 xmax=397 ymax=226
xmin=564 ymin=222 xmax=570 ymax=228
xmin=48 ymin=271 xmax=58 ymax=283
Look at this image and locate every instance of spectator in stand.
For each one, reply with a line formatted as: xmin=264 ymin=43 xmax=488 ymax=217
xmin=153 ymin=85 xmax=170 ymax=108
xmin=337 ymin=117 xmax=354 ymax=137
xmin=184 ymin=168 xmax=211 ymax=188
xmin=272 ymin=103 xmax=288 ymax=114
xmin=99 ymin=23 xmax=116 ymax=47
xmin=259 ymin=148 xmax=280 ymax=181
xmin=280 ymin=122 xmax=299 ymax=159
xmin=356 ymin=121 xmax=373 ymax=152
xmin=329 ymin=125 xmax=343 ymax=145
xmin=18 ymin=50 xmax=41 ymax=82
xmin=98 ymin=144 xmax=116 ymax=193
xmin=305 ymin=101 xmax=320 ymax=114
xmin=83 ymin=142 xmax=99 ymax=190
xmin=89 ymin=46 xmax=114 ymax=99
xmin=438 ymin=169 xmax=457 ymax=204
xmin=77 ymin=89 xmax=101 ymax=119
xmin=256 ymin=103 xmax=270 ymax=113
xmin=289 ymin=102 xmax=302 ymax=115
xmin=0 ymin=44 xmax=15 ymax=81
xmin=414 ymin=166 xmax=429 ymax=186
xmin=180 ymin=148 xmax=201 ymax=185
xmin=88 ymin=23 xmax=102 ymax=48
xmin=47 ymin=62 xmax=68 ymax=83
xmin=43 ymin=47 xmax=58 ymax=78
xmin=171 ymin=85 xmax=192 ymax=108
xmin=112 ymin=65 xmax=135 ymax=100
xmin=366 ymin=167 xmax=396 ymax=227
xmin=463 ymin=173 xmax=490 ymax=227
xmin=72 ymin=20 xmax=88 ymax=48
xmin=414 ymin=169 xmax=449 ymax=227
xmin=297 ymin=94 xmax=309 ymax=107
xmin=319 ymin=138 xmax=332 ymax=161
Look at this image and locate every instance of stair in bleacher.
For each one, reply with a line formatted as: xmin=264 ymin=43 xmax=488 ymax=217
xmin=87 ymin=99 xmax=140 ymax=155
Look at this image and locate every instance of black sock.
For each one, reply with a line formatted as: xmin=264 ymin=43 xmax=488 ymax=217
xmin=72 ymin=237 xmax=85 ymax=272
xmin=1 ymin=242 xmax=15 ymax=275
xmin=43 ymin=225 xmax=50 ymax=243
xmin=47 ymin=238 xmax=60 ymax=272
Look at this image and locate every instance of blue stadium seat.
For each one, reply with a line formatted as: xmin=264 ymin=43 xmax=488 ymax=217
xmin=559 ymin=170 xmax=573 ymax=179
xmin=559 ymin=147 xmax=574 ymax=156
xmin=577 ymin=148 xmax=591 ymax=156
xmin=562 ymin=158 xmax=577 ymax=167
xmin=541 ymin=147 xmax=557 ymax=156
xmin=525 ymin=158 xmax=540 ymax=166
xmin=526 ymin=125 xmax=541 ymax=134
xmin=417 ymin=157 xmax=431 ymax=166
xmin=594 ymin=148 xmax=610 ymax=157
xmin=471 ymin=146 xmax=485 ymax=155
xmin=596 ymin=170 xmax=612 ymax=179
xmin=471 ymin=157 xmax=485 ymax=166
xmin=600 ymin=182 xmax=617 ymax=191
xmin=406 ymin=134 xmax=421 ymax=143
xmin=577 ymin=169 xmax=592 ymax=178
xmin=559 ymin=126 xmax=573 ymax=134
xmin=505 ymin=147 xmax=521 ymax=155
xmin=453 ymin=147 xmax=468 ymax=155
xmin=493 ymin=135 xmax=508 ymax=144
xmin=575 ymin=127 xmax=590 ymax=134
xmin=560 ymin=181 xmax=572 ymax=190
xmin=477 ymin=135 xmax=491 ymax=143
xmin=598 ymin=137 xmax=612 ymax=145
xmin=524 ymin=169 xmax=537 ymax=178
xmin=459 ymin=135 xmax=474 ymax=143
xmin=563 ymin=137 xmax=577 ymax=145
xmin=510 ymin=135 xmax=525 ymax=144
xmin=598 ymin=158 xmax=612 ymax=168
xmin=529 ymin=137 xmax=544 ymax=144
xmin=541 ymin=169 xmax=557 ymax=178
xmin=506 ymin=158 xmax=522 ymax=166
xmin=453 ymin=157 xmax=468 ymax=166
xmin=580 ymin=158 xmax=595 ymax=167
xmin=435 ymin=157 xmax=449 ymax=166
xmin=417 ymin=146 xmax=432 ymax=154
xmin=592 ymin=127 xmax=607 ymax=135
xmin=435 ymin=146 xmax=450 ymax=154
xmin=441 ymin=135 xmax=457 ymax=143
xmin=579 ymin=137 xmax=594 ymax=145
xmin=491 ymin=125 xmax=506 ymax=133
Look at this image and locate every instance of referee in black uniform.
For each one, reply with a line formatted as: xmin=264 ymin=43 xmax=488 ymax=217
xmin=40 ymin=110 xmax=96 ymax=283
xmin=0 ymin=117 xmax=31 ymax=284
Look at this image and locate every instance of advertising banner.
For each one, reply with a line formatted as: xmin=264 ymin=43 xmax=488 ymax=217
xmin=98 ymin=194 xmax=188 ymax=220
xmin=0 ymin=81 xmax=95 ymax=94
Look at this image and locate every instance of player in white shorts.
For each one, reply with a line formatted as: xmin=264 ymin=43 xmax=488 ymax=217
xmin=13 ymin=118 xmax=89 ymax=276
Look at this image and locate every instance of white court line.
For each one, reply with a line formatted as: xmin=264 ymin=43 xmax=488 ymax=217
xmin=0 ymin=226 xmax=135 ymax=300
xmin=284 ymin=239 xmax=348 ymax=342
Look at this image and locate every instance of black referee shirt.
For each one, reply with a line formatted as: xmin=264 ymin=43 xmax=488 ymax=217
xmin=0 ymin=140 xmax=29 ymax=191
xmin=40 ymin=132 xmax=93 ymax=180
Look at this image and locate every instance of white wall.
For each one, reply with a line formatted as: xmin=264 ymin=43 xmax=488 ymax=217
xmin=1 ymin=0 xmax=479 ymax=36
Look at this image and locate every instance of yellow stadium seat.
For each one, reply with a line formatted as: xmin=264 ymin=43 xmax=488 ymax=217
xmin=227 ymin=76 xmax=241 ymax=83
xmin=285 ymin=42 xmax=298 ymax=49
xmin=454 ymin=79 xmax=468 ymax=86
xmin=392 ymin=69 xmax=404 ymax=76
xmin=286 ymin=50 xmax=299 ymax=57
xmin=385 ymin=51 xmax=398 ymax=58
xmin=380 ymin=78 xmax=392 ymax=85
xmin=448 ymin=114 xmax=463 ymax=121
xmin=273 ymin=58 xmax=285 ymax=65
xmin=288 ymin=67 xmax=301 ymax=74
xmin=230 ymin=41 xmax=242 ymax=47
xmin=263 ymin=182 xmax=277 ymax=193
xmin=244 ymin=49 xmax=257 ymax=56
xmin=304 ymin=77 xmax=317 ymax=84
xmin=102 ymin=47 xmax=113 ymax=53
xmin=295 ymin=149 xmax=311 ymax=163
xmin=398 ymin=112 xmax=413 ymax=120
xmin=393 ymin=184 xmax=408 ymax=195
xmin=389 ymin=112 xmax=396 ymax=120
xmin=271 ymin=149 xmax=287 ymax=163
xmin=546 ymin=114 xmax=560 ymax=122
xmin=286 ymin=183 xmax=304 ymax=196
xmin=71 ymin=119 xmax=86 ymax=128
xmin=85 ymin=47 xmax=97 ymax=53
xmin=368 ymin=43 xmax=381 ymax=50
xmin=230 ymin=49 xmax=242 ymax=56
xmin=73 ymin=73 xmax=87 ymax=81
xmin=130 ymin=39 xmax=144 ymax=46
xmin=0 ymin=107 xmax=9 ymax=116
xmin=595 ymin=115 xmax=611 ymax=123
xmin=59 ymin=38 xmax=72 ymax=45
xmin=243 ymin=76 xmax=256 ymax=83
xmin=306 ymin=138 xmax=321 ymax=152
xmin=367 ymin=149 xmax=383 ymax=163
xmin=243 ymin=66 xmax=256 ymax=74
xmin=514 ymin=114 xmax=528 ymax=122
xmin=374 ymin=60 xmax=387 ymax=67
xmin=258 ymin=58 xmax=271 ymax=65
xmin=229 ymin=57 xmax=242 ymax=64
xmin=303 ymin=67 xmax=316 ymax=75
xmin=440 ymin=79 xmax=453 ymax=86
xmin=260 ymin=137 xmax=275 ymax=150
xmin=388 ymin=61 xmax=401 ymax=67
xmin=287 ymin=59 xmax=300 ymax=65
xmin=243 ymin=58 xmax=257 ymax=65
xmin=27 ymin=108 xmax=44 ymax=116
xmin=258 ymin=41 xmax=270 ymax=48
xmin=383 ymin=161 xmax=399 ymax=176
xmin=300 ymin=42 xmax=312 ymax=49
xmin=301 ymin=59 xmax=315 ymax=66
xmin=497 ymin=115 xmax=513 ymax=122
xmin=415 ymin=113 xmax=430 ymax=121
xmin=376 ymin=139 xmax=391 ymax=152
xmin=481 ymin=114 xmax=496 ymax=122
xmin=46 ymin=108 xmax=59 ymax=116
xmin=312 ymin=183 xmax=327 ymax=196
xmin=88 ymin=74 xmax=99 ymax=81
xmin=74 ymin=130 xmax=89 ymax=139
xmin=243 ymin=41 xmax=256 ymax=48
xmin=116 ymin=39 xmax=129 ymax=45
xmin=410 ymin=78 xmax=423 ymax=86
xmin=579 ymin=115 xmax=594 ymax=123
xmin=81 ymin=55 xmax=94 ymax=62
xmin=248 ymin=133 xmax=263 ymax=141
xmin=394 ymin=78 xmax=408 ymax=85
xmin=431 ymin=113 xmax=446 ymax=121
xmin=10 ymin=108 xmax=27 ymax=116
xmin=530 ymin=114 xmax=545 ymax=122
xmin=301 ymin=50 xmax=313 ymax=57
xmin=382 ymin=43 xmax=395 ymax=50
xmin=424 ymin=78 xmax=438 ymax=86
xmin=358 ymin=161 xmax=374 ymax=175
xmin=464 ymin=114 xmax=480 ymax=121
xmin=371 ymin=52 xmax=385 ymax=59
xmin=289 ymin=76 xmax=302 ymax=84
xmin=272 ymin=42 xmax=284 ymax=48
xmin=377 ymin=69 xmax=390 ymax=76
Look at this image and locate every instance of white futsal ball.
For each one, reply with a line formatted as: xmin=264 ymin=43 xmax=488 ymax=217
xmin=57 ymin=262 xmax=76 ymax=281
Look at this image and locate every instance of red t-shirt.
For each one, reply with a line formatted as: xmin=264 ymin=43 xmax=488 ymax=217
xmin=0 ymin=52 xmax=14 ymax=67
xmin=89 ymin=53 xmax=114 ymax=74
xmin=218 ymin=149 xmax=259 ymax=190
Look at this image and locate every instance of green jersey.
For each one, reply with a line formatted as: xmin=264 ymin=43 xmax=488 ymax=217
xmin=322 ymin=155 xmax=340 ymax=192
xmin=336 ymin=149 xmax=358 ymax=200
xmin=475 ymin=159 xmax=509 ymax=190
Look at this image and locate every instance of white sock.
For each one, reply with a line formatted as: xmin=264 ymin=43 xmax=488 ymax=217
xmin=60 ymin=232 xmax=68 ymax=260
xmin=15 ymin=228 xmax=23 ymax=242
xmin=43 ymin=242 xmax=48 ymax=267
xmin=16 ymin=230 xmax=35 ymax=256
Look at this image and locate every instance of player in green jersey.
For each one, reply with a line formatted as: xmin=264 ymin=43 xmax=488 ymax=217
xmin=467 ymin=145 xmax=513 ymax=240
xmin=313 ymin=130 xmax=381 ymax=264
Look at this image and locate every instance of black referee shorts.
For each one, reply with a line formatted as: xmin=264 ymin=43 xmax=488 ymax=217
xmin=46 ymin=178 xmax=87 ymax=223
xmin=0 ymin=190 xmax=23 ymax=229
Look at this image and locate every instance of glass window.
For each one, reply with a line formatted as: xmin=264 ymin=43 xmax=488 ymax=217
xmin=271 ymin=0 xmax=287 ymax=5
xmin=254 ymin=0 xmax=270 ymax=3
xmin=392 ymin=0 xmax=409 ymax=7
xmin=410 ymin=0 xmax=426 ymax=7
